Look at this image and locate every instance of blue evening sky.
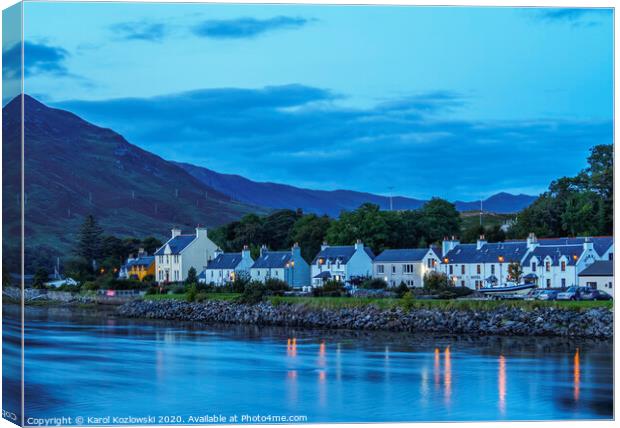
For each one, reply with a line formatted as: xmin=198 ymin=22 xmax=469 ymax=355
xmin=8 ymin=3 xmax=613 ymax=200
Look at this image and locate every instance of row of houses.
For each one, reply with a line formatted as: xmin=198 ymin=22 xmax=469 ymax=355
xmin=124 ymin=227 xmax=614 ymax=295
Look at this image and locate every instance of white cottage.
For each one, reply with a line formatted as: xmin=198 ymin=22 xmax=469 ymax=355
xmin=578 ymin=260 xmax=614 ymax=297
xmin=310 ymin=240 xmax=375 ymax=287
xmin=155 ymin=226 xmax=218 ymax=284
xmin=373 ymin=247 xmax=441 ymax=288
xmin=250 ymin=243 xmax=311 ymax=289
xmin=199 ymin=246 xmax=254 ymax=286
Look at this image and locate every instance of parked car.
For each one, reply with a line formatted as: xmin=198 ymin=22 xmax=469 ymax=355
xmin=524 ymin=289 xmax=543 ymax=301
xmin=580 ymin=288 xmax=612 ymax=301
xmin=557 ymin=286 xmax=590 ymax=301
xmin=536 ymin=289 xmax=559 ymax=301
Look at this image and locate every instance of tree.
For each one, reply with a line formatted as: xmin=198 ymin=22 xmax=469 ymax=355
xmin=507 ymin=262 xmax=523 ymax=284
xmin=32 ymin=268 xmax=49 ymax=289
xmin=141 ymin=237 xmax=163 ymax=255
xmin=423 ymin=271 xmax=450 ymax=290
xmin=417 ymin=198 xmax=461 ymax=244
xmin=75 ymin=215 xmax=104 ymax=269
xmin=186 ymin=267 xmax=198 ymax=285
xmin=289 ymin=214 xmax=331 ymax=262
xmin=325 ymin=203 xmax=393 ymax=253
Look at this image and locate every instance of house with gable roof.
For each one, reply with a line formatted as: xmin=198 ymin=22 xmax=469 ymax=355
xmin=372 ymin=247 xmax=441 ymax=288
xmin=199 ymin=245 xmax=254 ymax=286
xmin=310 ymin=240 xmax=375 ymax=288
xmin=250 ymin=243 xmax=310 ymax=289
xmin=155 ymin=226 xmax=218 ymax=284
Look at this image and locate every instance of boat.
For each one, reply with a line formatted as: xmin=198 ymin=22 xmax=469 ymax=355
xmin=479 ymin=283 xmax=537 ymax=296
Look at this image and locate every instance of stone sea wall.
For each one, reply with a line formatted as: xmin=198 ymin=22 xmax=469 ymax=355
xmin=117 ymin=299 xmax=613 ymax=339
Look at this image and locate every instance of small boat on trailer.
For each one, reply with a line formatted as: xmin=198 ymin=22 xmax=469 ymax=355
xmin=479 ymin=283 xmax=537 ymax=298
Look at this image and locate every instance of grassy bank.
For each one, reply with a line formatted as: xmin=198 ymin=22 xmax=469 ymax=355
xmin=142 ymin=292 xmax=612 ymax=311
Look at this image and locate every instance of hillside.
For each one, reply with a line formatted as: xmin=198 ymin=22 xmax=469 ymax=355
xmin=2 ymin=95 xmax=266 ymax=270
xmin=176 ymin=162 xmax=536 ymax=217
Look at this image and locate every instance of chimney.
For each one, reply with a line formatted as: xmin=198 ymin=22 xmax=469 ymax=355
xmin=195 ymin=225 xmax=208 ymax=239
xmin=321 ymin=241 xmax=328 ymax=251
xmin=138 ymin=248 xmax=146 ymax=257
xmin=476 ymin=235 xmax=487 ymax=250
xmin=354 ymin=239 xmax=363 ymax=251
xmin=583 ymin=237 xmax=594 ymax=252
xmin=526 ymin=232 xmax=538 ymax=250
xmin=171 ymin=227 xmax=182 ymax=238
xmin=241 ymin=245 xmax=251 ymax=259
xmin=442 ymin=236 xmax=460 ymax=257
xmin=292 ymin=242 xmax=301 ymax=257
xmin=214 ymin=248 xmax=223 ymax=258
xmin=260 ymin=244 xmax=268 ymax=257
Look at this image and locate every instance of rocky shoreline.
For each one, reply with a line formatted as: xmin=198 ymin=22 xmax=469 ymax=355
xmin=118 ymin=299 xmax=613 ymax=339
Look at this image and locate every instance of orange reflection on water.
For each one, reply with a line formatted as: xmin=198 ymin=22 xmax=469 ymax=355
xmin=499 ymin=354 xmax=506 ymax=414
xmin=434 ymin=348 xmax=440 ymax=388
xmin=287 ymin=338 xmax=297 ymax=358
xmin=574 ymin=348 xmax=580 ymax=402
xmin=444 ymin=346 xmax=451 ymax=403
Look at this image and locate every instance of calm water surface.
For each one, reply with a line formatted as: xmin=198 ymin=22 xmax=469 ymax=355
xmin=2 ymin=305 xmax=613 ymax=424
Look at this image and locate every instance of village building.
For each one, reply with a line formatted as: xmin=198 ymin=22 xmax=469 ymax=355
xmin=310 ymin=240 xmax=375 ymax=287
xmin=250 ymin=243 xmax=310 ymax=289
xmin=578 ymin=260 xmax=614 ymax=297
xmin=372 ymin=247 xmax=441 ymax=288
xmin=155 ymin=227 xmax=218 ymax=284
xmin=198 ymin=246 xmax=254 ymax=286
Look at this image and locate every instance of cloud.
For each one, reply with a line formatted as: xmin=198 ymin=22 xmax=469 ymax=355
xmin=3 ymin=41 xmax=70 ymax=79
xmin=110 ymin=21 xmax=168 ymax=42
xmin=534 ymin=8 xmax=612 ymax=26
xmin=54 ymin=85 xmax=612 ymax=200
xmin=192 ymin=16 xmax=312 ymax=39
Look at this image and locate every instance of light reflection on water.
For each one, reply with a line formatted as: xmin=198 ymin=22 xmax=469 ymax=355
xmin=1 ymin=305 xmax=613 ymax=423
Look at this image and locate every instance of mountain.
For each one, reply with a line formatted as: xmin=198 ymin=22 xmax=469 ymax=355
xmin=2 ymin=95 xmax=266 ymax=269
xmin=176 ymin=162 xmax=537 ymax=217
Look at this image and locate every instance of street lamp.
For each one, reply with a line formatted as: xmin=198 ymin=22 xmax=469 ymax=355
xmin=498 ymin=256 xmax=504 ymax=285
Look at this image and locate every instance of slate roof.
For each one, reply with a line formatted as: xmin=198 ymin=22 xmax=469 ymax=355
xmin=127 ymin=256 xmax=154 ymax=268
xmin=311 ymin=246 xmax=375 ymax=265
xmin=444 ymin=242 xmax=528 ymax=264
xmin=537 ymin=236 xmax=613 ymax=257
xmin=251 ymin=251 xmax=293 ymax=269
xmin=205 ymin=253 xmax=244 ymax=270
xmin=154 ymin=235 xmax=196 ymax=255
xmin=314 ymin=271 xmax=332 ymax=279
xmin=522 ymin=245 xmax=584 ymax=266
xmin=578 ymin=260 xmax=613 ymax=277
xmin=375 ymin=248 xmax=433 ymax=262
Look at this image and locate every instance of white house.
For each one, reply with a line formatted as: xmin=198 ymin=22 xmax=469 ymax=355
xmin=310 ymin=240 xmax=375 ymax=288
xmin=441 ymin=236 xmax=528 ymax=289
xmin=373 ymin=247 xmax=441 ymax=288
xmin=155 ymin=226 xmax=219 ymax=284
xmin=250 ymin=243 xmax=310 ymax=289
xmin=199 ymin=246 xmax=254 ymax=286
xmin=578 ymin=260 xmax=614 ymax=297
xmin=441 ymin=234 xmax=611 ymax=290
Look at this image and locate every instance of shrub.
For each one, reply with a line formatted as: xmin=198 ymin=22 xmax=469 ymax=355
xmin=401 ymin=291 xmax=416 ymax=310
xmin=423 ymin=271 xmax=450 ymax=290
xmin=360 ymin=278 xmax=388 ymax=290
xmin=312 ymin=279 xmax=346 ymax=297
xmin=82 ymin=281 xmax=99 ymax=291
xmin=171 ymin=284 xmax=186 ymax=294
xmin=394 ymin=281 xmax=410 ymax=298
xmin=236 ymin=283 xmax=267 ymax=305
xmin=264 ymin=278 xmax=290 ymax=294
xmin=195 ymin=292 xmax=209 ymax=303
xmin=146 ymin=286 xmax=158 ymax=295
xmin=186 ymin=267 xmax=198 ymax=286
xmin=231 ymin=272 xmax=251 ymax=293
xmin=186 ymin=284 xmax=197 ymax=302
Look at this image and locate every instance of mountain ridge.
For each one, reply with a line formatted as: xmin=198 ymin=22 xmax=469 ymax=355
xmin=175 ymin=161 xmax=536 ymax=216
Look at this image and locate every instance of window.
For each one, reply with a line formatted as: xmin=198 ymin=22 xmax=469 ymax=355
xmin=476 ymin=265 xmax=481 ymax=274
xmin=561 ymin=278 xmax=566 ymax=288
xmin=403 ymin=264 xmax=414 ymax=274
xmin=561 ymin=261 xmax=566 ymax=272
xmin=461 ymin=265 xmax=465 ymax=275
xmin=377 ymin=265 xmax=385 ymax=274
xmin=449 ymin=265 xmax=453 ymax=274
xmin=609 ymin=253 xmax=614 ymax=261
xmin=336 ymin=261 xmax=340 ymax=269
xmin=461 ymin=281 xmax=465 ymax=287
xmin=491 ymin=265 xmax=495 ymax=274
xmin=392 ymin=265 xmax=396 ymax=274
xmin=546 ymin=279 xmax=551 ymax=288
xmin=211 ymin=271 xmax=214 ymax=278
xmin=545 ymin=261 xmax=550 ymax=272
xmin=531 ymin=262 xmax=536 ymax=271
xmin=427 ymin=259 xmax=432 ymax=268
